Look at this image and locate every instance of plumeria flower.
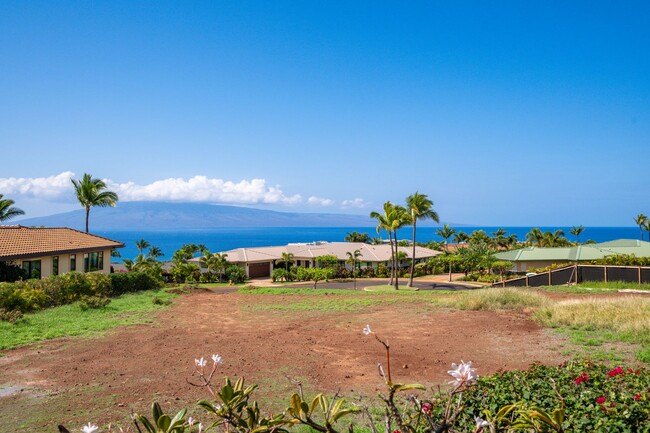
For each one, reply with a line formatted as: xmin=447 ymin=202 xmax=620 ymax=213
xmin=195 ymin=357 xmax=207 ymax=368
xmin=211 ymin=354 xmax=223 ymax=365
xmin=198 ymin=423 xmax=204 ymax=433
xmin=81 ymin=423 xmax=99 ymax=433
xmin=475 ymin=416 xmax=489 ymax=428
xmin=188 ymin=417 xmax=195 ymax=428
xmin=448 ymin=360 xmax=478 ymax=388
xmin=363 ymin=324 xmax=372 ymax=336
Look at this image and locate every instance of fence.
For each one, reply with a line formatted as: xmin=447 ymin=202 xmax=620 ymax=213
xmin=495 ymin=264 xmax=650 ymax=288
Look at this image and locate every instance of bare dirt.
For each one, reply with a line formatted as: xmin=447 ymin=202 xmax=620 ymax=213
xmin=0 ymin=290 xmax=570 ymax=431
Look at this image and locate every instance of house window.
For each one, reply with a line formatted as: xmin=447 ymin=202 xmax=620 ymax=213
xmin=70 ymin=254 xmax=76 ymax=271
xmin=84 ymin=251 xmax=104 ymax=272
xmin=22 ymin=260 xmax=41 ymax=279
xmin=53 ymin=256 xmax=59 ymax=276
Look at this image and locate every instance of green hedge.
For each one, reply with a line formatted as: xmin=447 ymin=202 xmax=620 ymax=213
xmin=0 ymin=272 xmax=162 ymax=315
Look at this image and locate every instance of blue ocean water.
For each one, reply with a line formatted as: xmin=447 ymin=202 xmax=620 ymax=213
xmin=97 ymin=226 xmax=642 ymax=263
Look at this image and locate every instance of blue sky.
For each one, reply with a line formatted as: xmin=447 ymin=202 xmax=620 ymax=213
xmin=1 ymin=1 xmax=649 ymax=225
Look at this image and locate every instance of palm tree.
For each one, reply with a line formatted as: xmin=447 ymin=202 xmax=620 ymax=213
xmin=453 ymin=231 xmax=469 ymax=245
xmin=147 ymin=246 xmax=164 ymax=260
xmin=136 ymin=239 xmax=151 ymax=255
xmin=0 ymin=194 xmax=25 ymax=222
xmin=71 ymin=173 xmax=119 ymax=233
xmin=371 ymin=202 xmax=402 ymax=287
xmin=644 ymin=220 xmax=650 ymax=244
xmin=634 ymin=214 xmax=648 ymax=241
xmin=525 ymin=228 xmax=544 ymax=246
xmin=344 ymin=231 xmax=369 ymax=243
xmin=346 ymin=249 xmax=362 ymax=289
xmin=436 ymin=224 xmax=456 ymax=249
xmin=570 ymin=225 xmax=585 ymax=244
xmin=539 ymin=230 xmax=567 ymax=247
xmin=406 ymin=192 xmax=439 ymax=287
xmin=279 ymin=252 xmax=294 ymax=272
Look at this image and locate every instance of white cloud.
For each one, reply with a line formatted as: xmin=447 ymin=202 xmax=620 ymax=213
xmin=341 ymin=198 xmax=369 ymax=209
xmin=307 ymin=196 xmax=335 ymax=206
xmin=106 ymin=176 xmax=303 ymax=205
xmin=0 ymin=171 xmax=75 ymax=199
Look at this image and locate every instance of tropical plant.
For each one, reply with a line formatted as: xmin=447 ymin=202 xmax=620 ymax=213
xmin=570 ymin=225 xmax=585 ymax=244
xmin=406 ymin=192 xmax=439 ymax=287
xmin=453 ymin=230 xmax=469 ymax=245
xmin=70 ymin=173 xmax=119 ymax=233
xmin=277 ymin=252 xmax=295 ymax=272
xmin=645 ymin=220 xmax=650 ymax=244
xmin=0 ymin=194 xmax=25 ymax=222
xmin=147 ymin=246 xmax=164 ymax=260
xmin=635 ymin=214 xmax=648 ymax=241
xmin=492 ymin=260 xmax=513 ymax=283
xmin=469 ymin=229 xmax=491 ymax=245
xmin=315 ymin=254 xmax=338 ymax=268
xmin=371 ymin=202 xmax=410 ymax=289
xmin=136 ymin=239 xmax=151 ymax=255
xmin=344 ymin=231 xmax=370 ymax=243
xmin=346 ymin=249 xmax=362 ymax=289
xmin=436 ymin=224 xmax=455 ymax=249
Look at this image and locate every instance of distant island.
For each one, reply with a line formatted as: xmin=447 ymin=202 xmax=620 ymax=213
xmin=15 ymin=201 xmax=384 ymax=231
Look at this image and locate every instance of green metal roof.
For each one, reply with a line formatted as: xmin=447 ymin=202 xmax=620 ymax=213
xmin=494 ymin=239 xmax=650 ymax=262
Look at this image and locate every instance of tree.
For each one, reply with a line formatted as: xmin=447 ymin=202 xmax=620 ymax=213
xmin=453 ymin=231 xmax=469 ymax=245
xmin=147 ymin=246 xmax=164 ymax=260
xmin=406 ymin=192 xmax=439 ymax=287
xmin=635 ymin=214 xmax=648 ymax=241
xmin=315 ymin=254 xmax=338 ymax=268
xmin=469 ymin=230 xmax=490 ymax=245
xmin=492 ymin=260 xmax=513 ymax=284
xmin=344 ymin=231 xmax=370 ymax=243
xmin=136 ymin=239 xmax=151 ymax=255
xmin=371 ymin=202 xmax=411 ymax=290
xmin=71 ymin=173 xmax=119 ymax=233
xmin=436 ymin=224 xmax=455 ymax=249
xmin=540 ymin=230 xmax=568 ymax=247
xmin=346 ymin=249 xmax=362 ymax=289
xmin=0 ymin=194 xmax=25 ymax=222
xmin=644 ymin=220 xmax=650 ymax=243
xmin=570 ymin=225 xmax=585 ymax=244
xmin=525 ymin=228 xmax=544 ymax=246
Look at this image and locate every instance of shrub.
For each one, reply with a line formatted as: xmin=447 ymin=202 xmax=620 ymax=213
xmin=271 ymin=268 xmax=288 ymax=282
xmin=109 ymin=272 xmax=162 ymax=295
xmin=86 ymin=272 xmax=112 ymax=297
xmin=152 ymin=296 xmax=172 ymax=306
xmin=78 ymin=294 xmax=111 ymax=310
xmin=0 ymin=307 xmax=23 ymax=323
xmin=0 ymin=261 xmax=27 ymax=282
xmin=376 ymin=264 xmax=389 ymax=277
xmin=225 ymin=265 xmax=246 ymax=284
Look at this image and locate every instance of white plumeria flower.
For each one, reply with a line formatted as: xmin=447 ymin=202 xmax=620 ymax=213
xmin=475 ymin=416 xmax=489 ymax=428
xmin=195 ymin=357 xmax=207 ymax=368
xmin=447 ymin=360 xmax=478 ymax=388
xmin=188 ymin=417 xmax=195 ymax=427
xmin=362 ymin=324 xmax=372 ymax=336
xmin=211 ymin=354 xmax=223 ymax=365
xmin=81 ymin=423 xmax=99 ymax=433
xmin=198 ymin=423 xmax=204 ymax=433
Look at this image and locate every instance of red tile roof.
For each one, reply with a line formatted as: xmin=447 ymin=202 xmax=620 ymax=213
xmin=0 ymin=225 xmax=124 ymax=260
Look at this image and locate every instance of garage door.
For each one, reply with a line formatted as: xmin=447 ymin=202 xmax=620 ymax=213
xmin=249 ymin=262 xmax=270 ymax=278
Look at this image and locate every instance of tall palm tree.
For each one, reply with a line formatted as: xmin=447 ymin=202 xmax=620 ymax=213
xmin=344 ymin=231 xmax=369 ymax=243
xmin=136 ymin=239 xmax=151 ymax=255
xmin=525 ymin=228 xmax=544 ymax=246
xmin=406 ymin=192 xmax=439 ymax=287
xmin=346 ymin=249 xmax=362 ymax=290
xmin=147 ymin=246 xmax=164 ymax=260
xmin=0 ymin=194 xmax=25 ymax=222
xmin=436 ymin=224 xmax=456 ymax=249
xmin=644 ymin=220 xmax=650 ymax=244
xmin=634 ymin=214 xmax=648 ymax=241
xmin=453 ymin=231 xmax=469 ymax=245
xmin=570 ymin=225 xmax=585 ymax=244
xmin=371 ymin=202 xmax=403 ymax=287
xmin=71 ymin=173 xmax=119 ymax=233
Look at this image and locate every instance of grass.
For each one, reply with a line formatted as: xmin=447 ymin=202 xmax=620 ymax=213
xmin=364 ymin=284 xmax=420 ymax=292
xmin=434 ymin=287 xmax=550 ymax=311
xmin=577 ymin=281 xmax=650 ymax=291
xmin=535 ymin=296 xmax=650 ymax=362
xmin=196 ymin=282 xmax=246 ymax=288
xmin=0 ymin=289 xmax=176 ymax=351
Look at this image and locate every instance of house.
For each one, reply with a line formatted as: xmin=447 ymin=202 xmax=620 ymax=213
xmin=190 ymin=241 xmax=442 ymax=278
xmin=0 ymin=225 xmax=124 ymax=278
xmin=494 ymin=239 xmax=650 ymax=272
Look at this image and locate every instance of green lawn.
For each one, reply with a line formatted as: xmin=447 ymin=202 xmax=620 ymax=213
xmin=0 ymin=289 xmax=176 ymax=351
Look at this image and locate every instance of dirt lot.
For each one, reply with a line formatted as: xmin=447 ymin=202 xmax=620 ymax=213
xmin=0 ymin=289 xmax=569 ymax=431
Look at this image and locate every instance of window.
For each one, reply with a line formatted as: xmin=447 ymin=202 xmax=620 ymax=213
xmin=70 ymin=254 xmax=76 ymax=271
xmin=52 ymin=256 xmax=59 ymax=276
xmin=84 ymin=251 xmax=104 ymax=272
xmin=22 ymin=260 xmax=41 ymax=279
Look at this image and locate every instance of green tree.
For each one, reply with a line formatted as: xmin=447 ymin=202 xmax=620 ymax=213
xmin=453 ymin=230 xmax=469 ymax=245
xmin=70 ymin=173 xmax=119 ymax=233
xmin=406 ymin=192 xmax=439 ymax=287
xmin=136 ymin=239 xmax=151 ymax=255
xmin=570 ymin=225 xmax=585 ymax=244
xmin=0 ymin=194 xmax=25 ymax=222
xmin=525 ymin=228 xmax=544 ymax=246
xmin=644 ymin=220 xmax=650 ymax=243
xmin=315 ymin=254 xmax=338 ymax=268
xmin=346 ymin=249 xmax=362 ymax=289
xmin=469 ymin=229 xmax=490 ymax=245
xmin=344 ymin=231 xmax=370 ymax=243
xmin=635 ymin=214 xmax=648 ymax=241
xmin=436 ymin=224 xmax=456 ymax=249
xmin=147 ymin=246 xmax=164 ymax=260
xmin=492 ymin=260 xmax=513 ymax=283
xmin=277 ymin=252 xmax=295 ymax=272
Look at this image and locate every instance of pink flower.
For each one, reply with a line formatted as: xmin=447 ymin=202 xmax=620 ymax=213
xmin=607 ymin=366 xmax=624 ymax=377
xmin=421 ymin=403 xmax=432 ymax=414
xmin=447 ymin=360 xmax=478 ymax=388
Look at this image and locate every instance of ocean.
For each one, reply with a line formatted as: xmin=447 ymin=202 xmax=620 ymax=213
xmin=97 ymin=226 xmax=643 ymax=263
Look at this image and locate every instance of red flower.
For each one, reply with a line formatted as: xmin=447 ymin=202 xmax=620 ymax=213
xmin=596 ymin=397 xmax=606 ymax=404
xmin=634 ymin=393 xmax=642 ymax=401
xmin=421 ymin=403 xmax=432 ymax=414
xmin=607 ymin=366 xmax=624 ymax=377
xmin=575 ymin=372 xmax=589 ymax=384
